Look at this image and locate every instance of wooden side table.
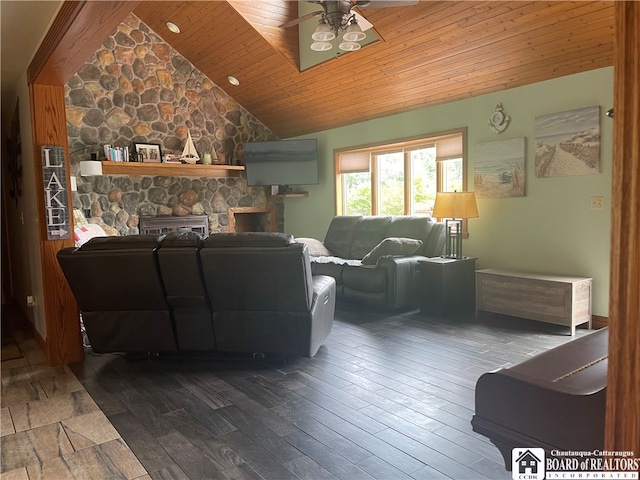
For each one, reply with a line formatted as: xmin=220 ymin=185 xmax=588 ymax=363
xmin=417 ymin=257 xmax=477 ymax=315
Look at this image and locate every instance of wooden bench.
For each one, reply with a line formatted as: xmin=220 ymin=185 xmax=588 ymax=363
xmin=475 ymin=269 xmax=592 ymax=335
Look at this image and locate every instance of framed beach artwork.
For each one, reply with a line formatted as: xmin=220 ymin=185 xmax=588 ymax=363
xmin=534 ymin=106 xmax=600 ymax=177
xmin=474 ymin=137 xmax=526 ymax=199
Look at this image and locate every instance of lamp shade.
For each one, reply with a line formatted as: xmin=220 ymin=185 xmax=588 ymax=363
xmin=79 ymin=161 xmax=103 ymax=176
xmin=432 ymin=192 xmax=479 ymax=219
xmin=343 ymin=22 xmax=366 ymax=42
xmin=312 ymin=22 xmax=335 ymax=41
xmin=311 ymin=41 xmax=332 ymax=51
xmin=339 ymin=41 xmax=361 ymax=51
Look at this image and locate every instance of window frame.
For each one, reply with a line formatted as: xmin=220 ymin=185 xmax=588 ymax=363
xmin=334 ymin=128 xmax=469 ymax=221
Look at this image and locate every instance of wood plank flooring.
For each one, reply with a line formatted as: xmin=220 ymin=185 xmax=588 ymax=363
xmin=66 ymin=305 xmax=589 ymax=480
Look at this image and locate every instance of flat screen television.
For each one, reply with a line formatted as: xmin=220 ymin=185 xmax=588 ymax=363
xmin=244 ymin=139 xmax=318 ymax=188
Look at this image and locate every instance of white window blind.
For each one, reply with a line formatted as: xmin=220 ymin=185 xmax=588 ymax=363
xmin=435 ymin=135 xmax=463 ymax=161
xmin=337 ymin=151 xmax=370 ymax=173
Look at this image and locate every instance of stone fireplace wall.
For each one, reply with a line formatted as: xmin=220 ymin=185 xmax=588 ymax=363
xmin=78 ymin=175 xmax=284 ymax=234
xmin=65 ymin=12 xmax=282 ymax=235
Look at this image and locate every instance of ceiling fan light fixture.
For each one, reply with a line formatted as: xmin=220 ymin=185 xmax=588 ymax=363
xmin=342 ymin=22 xmax=366 ymax=42
xmin=311 ymin=41 xmax=333 ymax=52
xmin=312 ymin=20 xmax=336 ymax=41
xmin=339 ymin=41 xmax=361 ymax=52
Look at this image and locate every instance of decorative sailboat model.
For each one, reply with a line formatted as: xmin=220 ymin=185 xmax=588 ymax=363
xmin=181 ymin=130 xmax=200 ymax=164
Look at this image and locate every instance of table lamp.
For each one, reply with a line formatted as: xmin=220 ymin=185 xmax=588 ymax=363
xmin=432 ymin=192 xmax=479 ymax=259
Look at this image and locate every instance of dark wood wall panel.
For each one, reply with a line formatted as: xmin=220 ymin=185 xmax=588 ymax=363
xmin=606 ymin=0 xmax=640 ymax=453
xmin=29 ymin=83 xmax=82 ymax=365
xmin=29 ymin=1 xmax=141 ymax=86
xmin=27 ymin=2 xmax=138 ymax=365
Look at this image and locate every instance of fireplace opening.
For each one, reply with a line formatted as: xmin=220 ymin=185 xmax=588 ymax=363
xmin=139 ymin=215 xmax=209 ymax=236
xmin=228 ymin=207 xmax=276 ymax=232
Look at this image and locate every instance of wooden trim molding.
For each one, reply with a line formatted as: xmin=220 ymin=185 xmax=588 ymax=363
xmin=591 ymin=315 xmax=609 ymax=330
xmin=27 ymin=1 xmax=86 ymax=85
xmin=29 ymin=1 xmax=140 ymax=86
xmin=29 ymin=83 xmax=83 ymax=365
xmin=27 ymin=2 xmax=138 ymax=365
xmin=605 ymin=1 xmax=640 ymax=453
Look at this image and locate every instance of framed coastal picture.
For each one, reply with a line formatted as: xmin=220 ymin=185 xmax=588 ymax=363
xmin=534 ymin=106 xmax=600 ymax=177
xmin=134 ymin=143 xmax=162 ymax=163
xmin=474 ymin=137 xmax=526 ymax=199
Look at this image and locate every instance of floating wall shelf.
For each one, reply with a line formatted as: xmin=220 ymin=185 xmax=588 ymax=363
xmin=272 ymin=192 xmax=309 ymax=198
xmin=101 ymin=162 xmax=244 ymax=177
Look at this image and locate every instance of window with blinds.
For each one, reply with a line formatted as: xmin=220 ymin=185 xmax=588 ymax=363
xmin=335 ymin=129 xmax=467 ymax=216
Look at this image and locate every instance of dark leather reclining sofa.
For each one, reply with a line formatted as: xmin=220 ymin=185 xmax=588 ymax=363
xmin=56 ymin=232 xmax=336 ymax=357
xmin=306 ymin=215 xmax=446 ymax=310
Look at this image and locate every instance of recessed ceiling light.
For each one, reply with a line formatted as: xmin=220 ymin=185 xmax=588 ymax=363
xmin=166 ymin=22 xmax=180 ymax=34
xmin=227 ymin=76 xmax=240 ymax=86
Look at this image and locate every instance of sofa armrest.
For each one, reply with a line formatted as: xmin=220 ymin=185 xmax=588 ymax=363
xmin=310 ymin=275 xmax=336 ymax=320
xmin=375 ymin=255 xmax=429 ymax=309
xmin=306 ymin=275 xmax=336 ymax=356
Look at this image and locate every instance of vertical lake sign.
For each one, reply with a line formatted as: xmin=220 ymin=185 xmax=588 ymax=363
xmin=41 ymin=145 xmax=70 ymax=240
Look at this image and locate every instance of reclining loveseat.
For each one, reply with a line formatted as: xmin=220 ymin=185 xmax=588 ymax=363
xmin=56 ymin=232 xmax=336 ymax=357
xmin=298 ymin=215 xmax=446 ymax=310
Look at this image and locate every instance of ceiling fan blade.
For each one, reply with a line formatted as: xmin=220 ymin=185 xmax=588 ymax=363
xmin=280 ymin=10 xmax=322 ymax=29
xmin=352 ymin=11 xmax=373 ymax=31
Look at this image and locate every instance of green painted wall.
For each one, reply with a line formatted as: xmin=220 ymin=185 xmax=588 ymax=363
xmin=284 ymin=67 xmax=613 ymax=316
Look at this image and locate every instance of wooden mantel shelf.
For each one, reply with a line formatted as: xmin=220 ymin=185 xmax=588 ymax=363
xmin=272 ymin=192 xmax=309 ymax=198
xmin=101 ymin=162 xmax=244 ymax=177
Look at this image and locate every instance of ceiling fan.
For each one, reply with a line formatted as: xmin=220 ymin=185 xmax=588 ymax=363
xmin=280 ymin=0 xmax=418 ymax=52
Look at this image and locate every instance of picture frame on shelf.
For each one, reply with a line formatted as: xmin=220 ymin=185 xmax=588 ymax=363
xmin=134 ymin=143 xmax=162 ymax=163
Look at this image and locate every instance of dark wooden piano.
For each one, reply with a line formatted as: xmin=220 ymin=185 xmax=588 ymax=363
xmin=472 ymin=327 xmax=607 ymax=470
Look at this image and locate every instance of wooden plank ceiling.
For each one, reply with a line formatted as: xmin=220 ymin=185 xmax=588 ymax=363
xmin=133 ymin=1 xmax=614 ymax=138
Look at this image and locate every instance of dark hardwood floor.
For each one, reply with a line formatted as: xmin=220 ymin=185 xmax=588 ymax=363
xmin=68 ymin=306 xmax=589 ymax=480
